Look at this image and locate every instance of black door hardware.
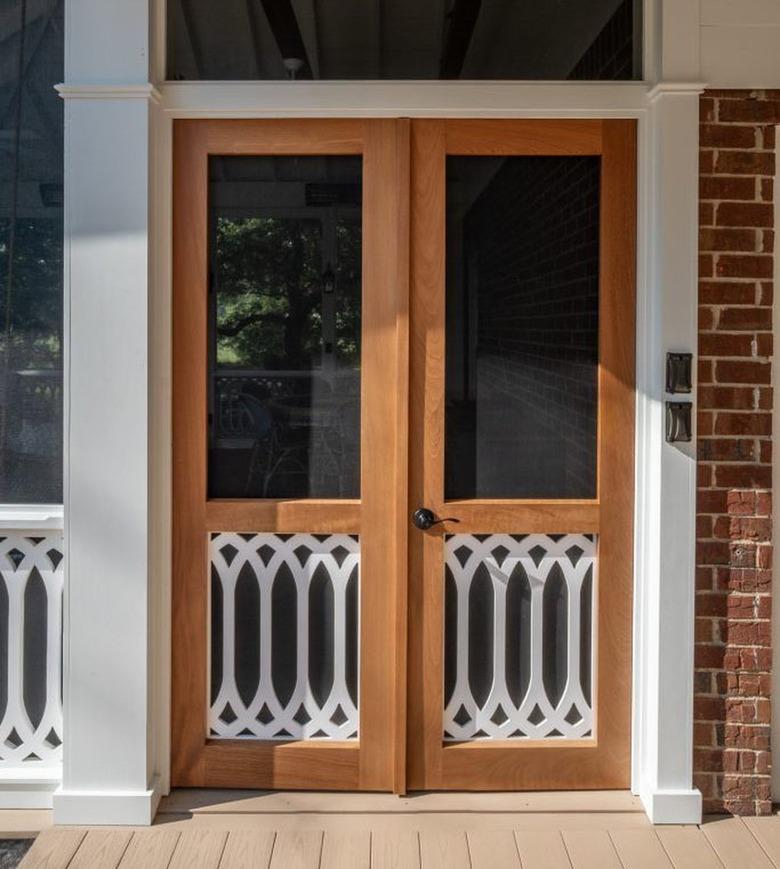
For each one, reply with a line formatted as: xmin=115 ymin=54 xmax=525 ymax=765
xmin=411 ymin=508 xmax=460 ymax=530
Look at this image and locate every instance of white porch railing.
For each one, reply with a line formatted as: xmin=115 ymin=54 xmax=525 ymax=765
xmin=0 ymin=528 xmax=63 ymax=806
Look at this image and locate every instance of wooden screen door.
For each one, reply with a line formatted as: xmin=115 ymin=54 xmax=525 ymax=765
xmin=406 ymin=120 xmax=636 ymax=790
xmin=172 ymin=119 xmax=410 ymax=790
xmin=171 ymin=118 xmax=635 ymax=792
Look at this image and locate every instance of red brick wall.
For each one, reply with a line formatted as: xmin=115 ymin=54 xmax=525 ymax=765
xmin=696 ymin=89 xmax=777 ymax=815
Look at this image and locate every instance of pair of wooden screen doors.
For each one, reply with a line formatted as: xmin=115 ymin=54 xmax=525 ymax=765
xmin=172 ymin=118 xmax=636 ymax=792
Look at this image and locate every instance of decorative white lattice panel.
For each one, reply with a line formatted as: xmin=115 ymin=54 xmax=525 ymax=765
xmin=0 ymin=535 xmax=63 ymax=767
xmin=444 ymin=533 xmax=595 ymax=740
xmin=209 ymin=532 xmax=359 ymax=739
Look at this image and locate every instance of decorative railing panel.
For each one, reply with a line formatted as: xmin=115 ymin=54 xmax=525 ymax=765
xmin=0 ymin=534 xmax=63 ymax=766
xmin=210 ymin=532 xmax=359 ymax=740
xmin=444 ymin=533 xmax=595 ymax=740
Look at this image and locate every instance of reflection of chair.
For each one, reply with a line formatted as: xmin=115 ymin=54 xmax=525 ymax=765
xmin=240 ymin=393 xmax=303 ymax=496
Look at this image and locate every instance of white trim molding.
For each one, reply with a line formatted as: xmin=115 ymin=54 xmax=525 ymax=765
xmin=55 ymin=84 xmax=162 ymax=103
xmin=0 ymin=769 xmax=62 ymax=810
xmin=0 ymin=505 xmax=63 ymax=530
xmin=161 ymin=80 xmax=651 ymax=118
xmin=53 ymin=777 xmax=162 ymax=827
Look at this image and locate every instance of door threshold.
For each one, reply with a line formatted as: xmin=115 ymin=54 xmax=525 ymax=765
xmin=159 ymin=789 xmax=643 ymax=816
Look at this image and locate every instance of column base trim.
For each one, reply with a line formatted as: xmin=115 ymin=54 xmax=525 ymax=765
xmin=52 ymin=776 xmax=161 ymax=825
xmin=640 ymin=788 xmax=703 ymax=824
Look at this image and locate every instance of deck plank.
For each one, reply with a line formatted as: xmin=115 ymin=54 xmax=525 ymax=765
xmin=168 ymin=830 xmax=227 ymax=869
xmin=610 ymin=830 xmax=674 ymax=869
xmin=743 ymin=817 xmax=780 ymax=867
xmin=562 ymin=830 xmax=622 ymax=869
xmin=655 ymin=827 xmax=724 ymax=869
xmin=320 ymin=830 xmax=370 ymax=869
xmin=19 ymin=830 xmax=86 ymax=869
xmin=269 ymin=831 xmax=323 ymax=869
xmin=419 ymin=831 xmax=470 ymax=869
xmin=118 ymin=830 xmax=180 ymax=869
xmin=69 ymin=831 xmax=132 ymax=869
xmin=218 ymin=831 xmax=275 ymax=869
xmin=702 ymin=818 xmax=775 ymax=869
xmin=514 ymin=831 xmax=573 ymax=868
xmin=467 ymin=831 xmax=521 ymax=868
xmin=371 ymin=831 xmax=420 ymax=868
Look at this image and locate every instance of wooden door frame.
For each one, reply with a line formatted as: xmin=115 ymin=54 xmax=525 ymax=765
xmin=407 ymin=119 xmax=637 ymax=790
xmin=171 ymin=118 xmax=410 ymax=791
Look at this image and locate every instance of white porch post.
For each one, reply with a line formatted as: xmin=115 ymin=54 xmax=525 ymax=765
xmin=631 ymin=0 xmax=703 ymax=824
xmin=53 ymin=0 xmax=162 ymax=825
xmin=633 ymin=85 xmax=703 ymax=824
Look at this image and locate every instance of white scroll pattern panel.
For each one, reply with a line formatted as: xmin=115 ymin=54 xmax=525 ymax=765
xmin=0 ymin=535 xmax=63 ymax=767
xmin=210 ymin=533 xmax=359 ymax=740
xmin=444 ymin=533 xmax=595 ymax=740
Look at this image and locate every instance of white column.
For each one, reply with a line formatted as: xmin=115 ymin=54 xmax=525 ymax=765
xmin=630 ymin=0 xmax=704 ymax=824
xmin=632 ymin=85 xmax=703 ymax=824
xmin=53 ymin=0 xmax=163 ymax=825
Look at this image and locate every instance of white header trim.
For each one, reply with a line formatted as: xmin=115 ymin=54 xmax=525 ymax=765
xmin=159 ymin=81 xmax=651 ymax=118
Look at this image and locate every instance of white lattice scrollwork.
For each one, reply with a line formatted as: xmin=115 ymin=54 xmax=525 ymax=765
xmin=444 ymin=533 xmax=595 ymax=741
xmin=0 ymin=535 xmax=63 ymax=766
xmin=210 ymin=532 xmax=359 ymax=740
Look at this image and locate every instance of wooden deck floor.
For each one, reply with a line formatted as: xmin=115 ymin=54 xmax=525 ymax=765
xmin=12 ymin=791 xmax=780 ymax=868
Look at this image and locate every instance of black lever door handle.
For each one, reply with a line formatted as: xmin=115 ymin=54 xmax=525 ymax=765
xmin=412 ymin=507 xmax=460 ymax=531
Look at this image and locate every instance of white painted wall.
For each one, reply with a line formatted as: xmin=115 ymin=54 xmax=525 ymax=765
xmin=700 ymin=0 xmax=780 ymax=88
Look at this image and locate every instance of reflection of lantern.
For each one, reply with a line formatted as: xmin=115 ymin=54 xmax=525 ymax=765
xmin=322 ymin=264 xmax=335 ymax=294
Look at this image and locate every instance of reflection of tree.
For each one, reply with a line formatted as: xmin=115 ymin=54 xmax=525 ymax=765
xmin=335 ymin=219 xmax=361 ymax=366
xmin=216 ymin=215 xmax=361 ymax=369
xmin=0 ymin=218 xmax=63 ymax=369
xmin=216 ymin=216 xmax=322 ymax=368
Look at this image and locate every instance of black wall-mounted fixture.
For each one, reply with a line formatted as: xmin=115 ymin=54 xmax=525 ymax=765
xmin=666 ymin=352 xmax=693 ymax=394
xmin=666 ymin=402 xmax=692 ymax=443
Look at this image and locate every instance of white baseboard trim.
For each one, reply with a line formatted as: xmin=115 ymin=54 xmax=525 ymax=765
xmin=640 ymin=788 xmax=703 ymax=824
xmin=52 ymin=776 xmax=162 ymax=826
xmin=0 ymin=774 xmax=61 ymax=809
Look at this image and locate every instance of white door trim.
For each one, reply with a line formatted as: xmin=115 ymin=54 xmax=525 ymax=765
xmin=150 ymin=78 xmax=703 ymax=823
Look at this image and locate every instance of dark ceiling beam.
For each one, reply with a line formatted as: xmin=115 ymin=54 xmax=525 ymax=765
xmin=439 ymin=0 xmax=481 ymax=79
xmin=259 ymin=0 xmax=312 ymax=78
xmin=176 ymin=0 xmax=207 ymax=79
xmin=242 ymin=0 xmax=265 ymax=78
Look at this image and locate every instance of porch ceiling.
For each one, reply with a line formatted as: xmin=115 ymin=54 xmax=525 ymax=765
xmin=167 ymin=0 xmax=625 ymax=81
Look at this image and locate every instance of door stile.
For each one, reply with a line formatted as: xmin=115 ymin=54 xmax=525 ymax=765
xmin=391 ymin=119 xmax=412 ymax=795
xmin=593 ymin=119 xmax=637 ymax=776
xmin=358 ymin=119 xmax=411 ymax=790
xmin=172 ymin=120 xmax=210 ymax=786
xmin=172 ymin=119 xmax=409 ymax=790
xmin=408 ymin=119 xmax=447 ymax=790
